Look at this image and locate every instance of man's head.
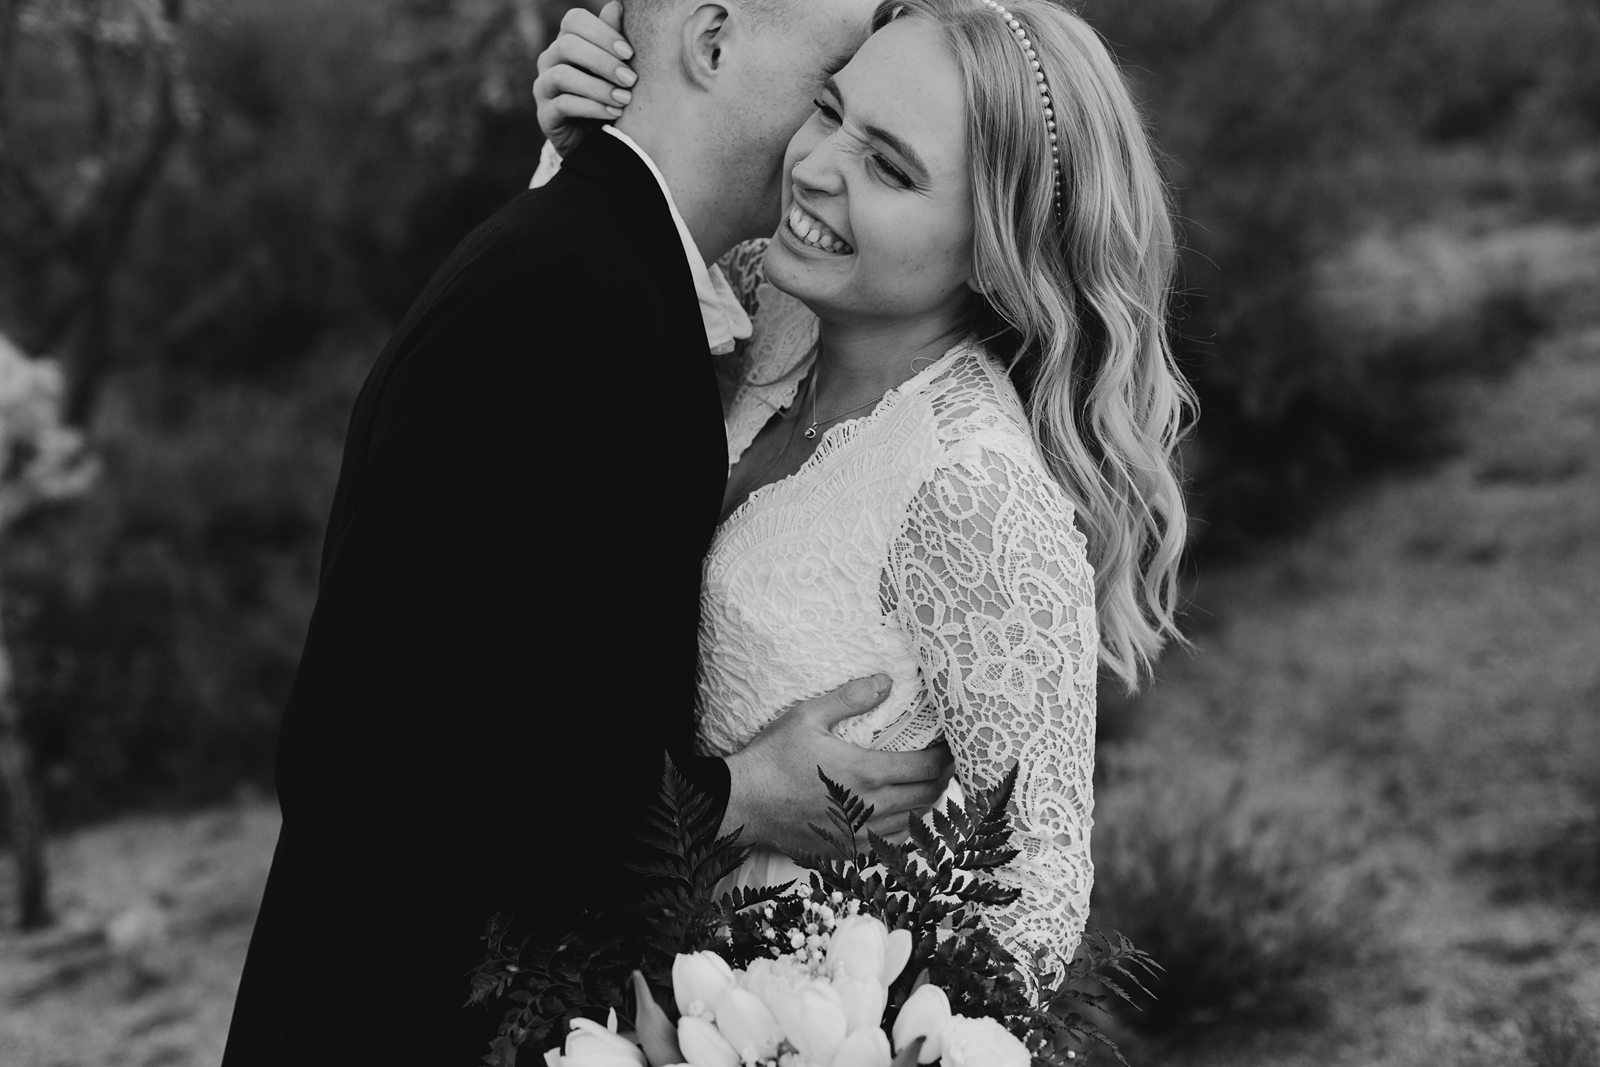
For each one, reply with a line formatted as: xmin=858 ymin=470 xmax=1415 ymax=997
xmin=616 ymin=0 xmax=875 ymax=252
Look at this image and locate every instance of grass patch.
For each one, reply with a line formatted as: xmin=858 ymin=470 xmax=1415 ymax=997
xmin=1460 ymin=816 xmax=1600 ymax=909
xmin=1520 ymin=994 xmax=1600 ymax=1067
xmin=1089 ymin=772 xmax=1380 ymax=1037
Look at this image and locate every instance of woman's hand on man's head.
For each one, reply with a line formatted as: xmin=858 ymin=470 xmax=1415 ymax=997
xmin=533 ymin=1 xmax=639 ymax=157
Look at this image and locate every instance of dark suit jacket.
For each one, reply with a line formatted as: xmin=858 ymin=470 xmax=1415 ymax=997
xmin=222 ymin=131 xmax=731 ymax=1066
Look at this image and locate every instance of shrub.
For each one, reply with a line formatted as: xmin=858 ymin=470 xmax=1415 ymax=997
xmin=1081 ymin=0 xmax=1582 ymax=550
xmin=1520 ymin=994 xmax=1600 ymax=1067
xmin=1088 ymin=770 xmax=1379 ymax=1035
xmin=2 ymin=350 xmax=364 ymax=826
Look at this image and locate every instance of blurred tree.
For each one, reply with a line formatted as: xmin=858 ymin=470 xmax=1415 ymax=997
xmin=0 ymin=0 xmax=202 ymax=423
xmin=0 ymin=332 xmax=97 ymax=929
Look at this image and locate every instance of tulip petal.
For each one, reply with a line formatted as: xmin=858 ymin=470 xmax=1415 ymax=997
xmin=890 ymin=985 xmax=949 ymax=1064
xmin=566 ymin=1017 xmax=648 ymax=1067
xmin=881 ymin=929 xmax=913 ymax=986
xmin=832 ymin=974 xmax=888 ymax=1036
xmin=828 ymin=915 xmax=888 ymax=981
xmin=678 ymin=1016 xmax=740 ymax=1067
xmin=833 ymin=1026 xmax=894 ymax=1067
xmin=713 ymin=986 xmax=783 ymax=1061
xmin=673 ymin=952 xmax=735 ymax=1020
xmin=889 ymin=1036 xmax=924 ymax=1067
xmin=631 ymin=971 xmax=684 ymax=1067
xmin=776 ymin=980 xmax=848 ymax=1064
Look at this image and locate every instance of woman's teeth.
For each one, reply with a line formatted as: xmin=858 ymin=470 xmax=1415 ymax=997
xmin=787 ymin=206 xmax=854 ymax=255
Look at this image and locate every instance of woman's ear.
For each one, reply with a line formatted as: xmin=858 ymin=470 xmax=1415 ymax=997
xmin=680 ymin=3 xmax=731 ymax=87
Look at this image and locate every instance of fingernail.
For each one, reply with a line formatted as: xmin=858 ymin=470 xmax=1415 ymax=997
xmin=845 ymin=678 xmax=877 ymax=703
xmin=605 ymin=106 xmax=622 ymax=117
xmin=614 ymin=41 xmax=634 ymax=60
xmin=873 ymin=674 xmax=892 ymax=694
xmin=617 ymin=67 xmax=637 ymax=86
xmin=611 ymin=88 xmax=632 ymax=104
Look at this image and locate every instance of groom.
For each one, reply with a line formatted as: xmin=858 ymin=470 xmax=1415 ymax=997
xmin=220 ymin=1 xmax=944 ymax=1064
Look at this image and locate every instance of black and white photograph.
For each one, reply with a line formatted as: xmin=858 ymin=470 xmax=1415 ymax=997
xmin=0 ymin=0 xmax=1597 ymax=1064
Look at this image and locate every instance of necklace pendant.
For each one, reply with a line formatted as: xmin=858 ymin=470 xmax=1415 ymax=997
xmin=803 ymin=424 xmax=819 ymax=440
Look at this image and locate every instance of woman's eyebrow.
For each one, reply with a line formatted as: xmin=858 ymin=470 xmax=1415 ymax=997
xmin=823 ymin=75 xmax=931 ymax=180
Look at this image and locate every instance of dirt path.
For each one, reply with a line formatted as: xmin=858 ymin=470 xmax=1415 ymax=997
xmin=0 ymin=801 xmax=279 ymax=1067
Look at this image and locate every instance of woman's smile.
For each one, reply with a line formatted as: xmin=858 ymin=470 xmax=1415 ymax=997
xmin=783 ymin=202 xmax=856 ymax=255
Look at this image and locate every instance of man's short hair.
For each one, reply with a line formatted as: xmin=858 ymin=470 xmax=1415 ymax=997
xmin=622 ymin=0 xmax=797 ymax=66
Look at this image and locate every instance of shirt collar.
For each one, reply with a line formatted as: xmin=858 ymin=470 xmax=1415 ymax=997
xmin=601 ymin=127 xmax=752 ymax=355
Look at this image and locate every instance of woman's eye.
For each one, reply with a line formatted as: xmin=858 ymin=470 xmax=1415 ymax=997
xmin=871 ymin=154 xmax=913 ymax=189
xmin=813 ymin=99 xmax=841 ymax=126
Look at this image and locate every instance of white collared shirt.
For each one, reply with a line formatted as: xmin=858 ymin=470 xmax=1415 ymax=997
xmin=530 ymin=130 xmax=752 ymax=355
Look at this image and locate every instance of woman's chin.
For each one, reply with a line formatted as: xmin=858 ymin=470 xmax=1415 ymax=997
xmin=762 ymin=228 xmax=850 ymax=309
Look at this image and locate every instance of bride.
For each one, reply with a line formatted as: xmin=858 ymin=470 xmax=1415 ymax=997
xmin=536 ymin=0 xmax=1192 ymax=987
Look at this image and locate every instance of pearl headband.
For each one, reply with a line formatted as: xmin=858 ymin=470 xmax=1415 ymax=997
xmin=974 ymin=0 xmax=1064 ymax=222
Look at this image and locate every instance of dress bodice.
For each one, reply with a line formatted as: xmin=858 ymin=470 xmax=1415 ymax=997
xmin=697 ymin=241 xmax=1098 ymax=984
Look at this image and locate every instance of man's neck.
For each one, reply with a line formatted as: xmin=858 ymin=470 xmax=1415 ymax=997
xmin=616 ymin=105 xmax=742 ymax=263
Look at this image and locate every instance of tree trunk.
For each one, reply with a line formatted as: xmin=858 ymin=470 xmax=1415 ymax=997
xmin=0 ymin=629 xmax=49 ymax=930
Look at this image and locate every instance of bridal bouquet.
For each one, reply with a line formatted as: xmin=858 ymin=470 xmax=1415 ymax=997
xmin=470 ymin=763 xmax=1156 ymax=1067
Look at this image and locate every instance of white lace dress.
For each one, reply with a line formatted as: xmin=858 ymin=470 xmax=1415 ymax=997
xmin=696 ymin=242 xmax=1097 ymax=980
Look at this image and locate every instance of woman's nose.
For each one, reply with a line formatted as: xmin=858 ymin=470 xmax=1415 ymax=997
xmin=791 ymin=134 xmax=846 ymax=198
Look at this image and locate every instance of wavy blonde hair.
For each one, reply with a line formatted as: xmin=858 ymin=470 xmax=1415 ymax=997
xmin=876 ymin=0 xmax=1194 ymax=690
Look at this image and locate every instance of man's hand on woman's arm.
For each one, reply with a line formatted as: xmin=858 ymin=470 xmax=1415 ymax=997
xmin=721 ymin=676 xmax=955 ymax=856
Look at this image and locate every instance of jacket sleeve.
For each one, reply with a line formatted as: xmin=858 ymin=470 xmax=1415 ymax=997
xmin=297 ymin=255 xmax=728 ymax=898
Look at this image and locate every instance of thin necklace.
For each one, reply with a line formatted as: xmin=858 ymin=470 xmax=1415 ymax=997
xmin=804 ymin=373 xmax=889 ymax=440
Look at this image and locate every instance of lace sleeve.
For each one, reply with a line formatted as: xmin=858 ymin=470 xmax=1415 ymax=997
xmin=717 ymin=238 xmax=771 ymax=319
xmin=881 ymin=439 xmax=1097 ymax=989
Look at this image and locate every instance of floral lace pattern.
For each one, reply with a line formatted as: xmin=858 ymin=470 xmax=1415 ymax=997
xmin=698 ymin=244 xmax=1097 ymax=984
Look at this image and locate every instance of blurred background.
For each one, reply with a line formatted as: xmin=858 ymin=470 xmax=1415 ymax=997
xmin=0 ymin=0 xmax=1597 ymax=1063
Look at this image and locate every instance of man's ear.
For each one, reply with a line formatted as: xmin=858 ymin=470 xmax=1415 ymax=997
xmin=680 ymin=3 xmax=732 ymax=89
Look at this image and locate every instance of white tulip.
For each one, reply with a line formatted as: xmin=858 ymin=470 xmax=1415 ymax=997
xmin=678 ymin=1015 xmax=740 ymax=1067
xmin=830 ymin=1025 xmax=894 ymax=1067
xmin=739 ymin=955 xmax=812 ymax=1020
xmin=672 ymin=951 xmax=735 ymax=1020
xmin=890 ymin=984 xmax=950 ymax=1064
xmin=774 ymin=978 xmax=850 ymax=1064
xmin=830 ymin=973 xmax=888 ymax=1036
xmin=712 ymin=985 xmax=783 ymax=1061
xmin=827 ymin=915 xmax=889 ymax=981
xmin=939 ymin=1015 xmax=1031 ymax=1067
xmin=881 ymin=928 xmax=913 ymax=986
xmin=555 ymin=1012 xmax=648 ymax=1067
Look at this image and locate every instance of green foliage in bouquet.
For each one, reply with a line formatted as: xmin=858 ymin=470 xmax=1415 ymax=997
xmin=782 ymin=767 xmax=1161 ymax=1066
xmin=468 ymin=756 xmax=1160 ymax=1066
xmin=468 ymin=757 xmax=779 ymax=1065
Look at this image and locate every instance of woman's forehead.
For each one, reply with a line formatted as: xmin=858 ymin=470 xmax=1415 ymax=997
xmin=835 ymin=18 xmax=968 ymax=175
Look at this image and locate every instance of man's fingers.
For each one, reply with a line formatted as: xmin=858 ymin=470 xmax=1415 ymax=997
xmin=867 ymin=822 xmax=915 ymax=847
xmin=798 ymin=675 xmax=893 ymax=729
xmin=857 ymin=745 xmax=951 ymax=788
xmin=863 ymin=779 xmax=949 ymax=822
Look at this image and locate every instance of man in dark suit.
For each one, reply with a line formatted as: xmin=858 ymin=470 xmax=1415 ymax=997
xmin=222 ymin=2 xmax=949 ymax=1063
